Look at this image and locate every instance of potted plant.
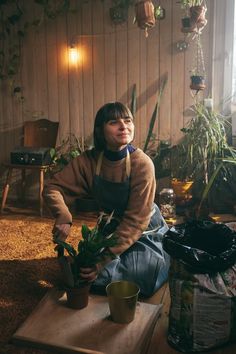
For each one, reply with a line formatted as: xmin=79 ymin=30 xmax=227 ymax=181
xmin=154 ymin=5 xmax=165 ymax=20
xmin=172 ymin=102 xmax=236 ymax=211
xmin=179 ymin=0 xmax=207 ymax=33
xmin=189 ymin=0 xmax=207 ymax=29
xmin=180 ymin=0 xmax=196 ymax=33
xmin=190 ymin=33 xmax=206 ymax=91
xmin=109 ymin=0 xmax=135 ymax=24
xmin=55 ymin=212 xmax=118 ymax=309
xmin=134 ymin=0 xmax=155 ymax=36
xmin=50 ymin=133 xmax=92 ymax=174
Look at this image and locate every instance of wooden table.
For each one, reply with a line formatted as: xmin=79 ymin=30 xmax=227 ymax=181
xmin=12 ymin=288 xmax=162 ymax=354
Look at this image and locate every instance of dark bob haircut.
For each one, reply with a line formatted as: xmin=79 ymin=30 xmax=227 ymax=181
xmin=93 ymin=102 xmax=134 ymax=151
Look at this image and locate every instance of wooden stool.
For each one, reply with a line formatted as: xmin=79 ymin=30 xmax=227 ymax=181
xmin=1 ymin=164 xmax=51 ymax=216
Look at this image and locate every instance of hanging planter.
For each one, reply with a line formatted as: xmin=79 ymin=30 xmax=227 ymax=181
xmin=181 ymin=16 xmax=197 ymax=33
xmin=135 ymin=0 xmax=155 ymax=37
xmin=110 ymin=5 xmax=128 ymax=24
xmin=179 ymin=0 xmax=207 ymax=34
xmin=189 ymin=5 xmax=207 ymax=29
xmin=190 ymin=33 xmax=206 ymax=92
xmin=190 ymin=75 xmax=205 ymax=91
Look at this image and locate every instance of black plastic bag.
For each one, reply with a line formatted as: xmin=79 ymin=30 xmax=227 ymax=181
xmin=163 ymin=219 xmax=236 ymax=273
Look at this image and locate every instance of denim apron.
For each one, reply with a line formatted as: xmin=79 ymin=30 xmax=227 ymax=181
xmin=92 ymin=150 xmax=170 ymax=297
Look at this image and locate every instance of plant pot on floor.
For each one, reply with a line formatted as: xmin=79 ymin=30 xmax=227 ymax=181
xmin=190 ymin=75 xmax=205 ymax=91
xmin=65 ymin=283 xmax=91 ymax=310
xmin=171 ymin=179 xmax=193 ymax=206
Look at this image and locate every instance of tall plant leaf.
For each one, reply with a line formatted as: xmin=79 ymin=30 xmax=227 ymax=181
xmin=143 ymin=77 xmax=167 ymax=153
xmin=130 ymin=83 xmax=137 ymax=116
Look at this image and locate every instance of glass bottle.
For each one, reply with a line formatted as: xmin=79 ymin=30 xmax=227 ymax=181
xmin=159 ymin=188 xmax=176 ymax=218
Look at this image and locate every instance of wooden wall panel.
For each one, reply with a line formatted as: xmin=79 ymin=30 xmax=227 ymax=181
xmin=81 ymin=1 xmax=94 ymax=140
xmin=67 ymin=0 xmax=82 ymax=139
xmin=159 ymin=0 xmax=172 ymax=143
xmin=104 ymin=5 xmax=116 ymax=103
xmin=0 ymin=0 xmax=215 ymax=185
xmin=127 ymin=11 xmax=140 ymax=145
xmin=46 ymin=20 xmax=59 ymax=124
xmin=171 ymin=0 xmax=185 ymax=144
xmin=116 ymin=23 xmax=128 ymax=104
xmin=56 ymin=15 xmax=70 ymax=142
xmin=92 ymin=1 xmax=105 ymax=115
xmin=145 ymin=24 xmax=159 ymax=150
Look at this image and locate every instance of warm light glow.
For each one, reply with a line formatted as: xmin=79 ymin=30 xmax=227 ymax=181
xmin=68 ymin=45 xmax=82 ymax=65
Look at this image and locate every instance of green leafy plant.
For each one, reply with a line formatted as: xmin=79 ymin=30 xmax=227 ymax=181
xmin=143 ymin=76 xmax=167 ymax=153
xmin=55 ymin=212 xmax=118 ymax=288
xmin=178 ymin=0 xmax=205 ymax=9
xmin=50 ymin=133 xmax=92 ymax=173
xmin=171 ymin=102 xmax=236 ymax=206
xmin=0 ymin=0 xmax=88 ymax=81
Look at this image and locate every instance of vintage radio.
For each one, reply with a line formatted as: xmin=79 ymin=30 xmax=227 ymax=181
xmin=10 ymin=147 xmax=52 ymax=166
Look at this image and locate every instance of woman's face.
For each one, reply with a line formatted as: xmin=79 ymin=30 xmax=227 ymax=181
xmin=103 ymin=117 xmax=134 ymax=151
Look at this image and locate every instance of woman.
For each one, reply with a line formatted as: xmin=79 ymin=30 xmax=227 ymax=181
xmin=43 ymin=102 xmax=170 ymax=297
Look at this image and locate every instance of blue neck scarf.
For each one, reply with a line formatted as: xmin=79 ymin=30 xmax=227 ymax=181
xmin=104 ymin=144 xmax=136 ymax=161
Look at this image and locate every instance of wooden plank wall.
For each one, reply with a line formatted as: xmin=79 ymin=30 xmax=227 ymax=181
xmin=0 ymin=0 xmax=214 ymax=184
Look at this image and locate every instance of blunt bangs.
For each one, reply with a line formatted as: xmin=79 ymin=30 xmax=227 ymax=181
xmin=93 ymin=102 xmax=134 ymax=150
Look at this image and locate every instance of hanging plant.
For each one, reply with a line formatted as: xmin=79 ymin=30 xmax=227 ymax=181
xmin=0 ymin=0 xmax=86 ymax=82
xmin=179 ymin=0 xmax=207 ymax=34
xmin=134 ymin=0 xmax=155 ymax=37
xmin=189 ymin=2 xmax=207 ymax=30
xmin=154 ymin=5 xmax=165 ymax=20
xmin=109 ymin=0 xmax=135 ymax=24
xmin=190 ymin=33 xmax=206 ymax=92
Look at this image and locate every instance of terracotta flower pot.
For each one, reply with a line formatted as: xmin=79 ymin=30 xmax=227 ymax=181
xmin=135 ymin=0 xmax=155 ymax=30
xmin=65 ymin=283 xmax=91 ymax=310
xmin=190 ymin=5 xmax=207 ymax=28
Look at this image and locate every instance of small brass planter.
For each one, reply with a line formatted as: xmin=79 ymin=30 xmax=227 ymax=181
xmin=106 ymin=280 xmax=140 ymax=323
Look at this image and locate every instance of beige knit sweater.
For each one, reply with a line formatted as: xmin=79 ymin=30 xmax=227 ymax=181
xmin=43 ymin=148 xmax=156 ymax=255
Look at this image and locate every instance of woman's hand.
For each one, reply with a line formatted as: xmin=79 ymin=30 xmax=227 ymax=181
xmin=80 ymin=264 xmax=103 ymax=282
xmin=52 ymin=223 xmax=71 ymax=242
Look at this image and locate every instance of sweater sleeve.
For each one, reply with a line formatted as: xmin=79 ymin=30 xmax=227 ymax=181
xmin=110 ymin=151 xmax=156 ymax=255
xmin=43 ymin=151 xmax=95 ymax=224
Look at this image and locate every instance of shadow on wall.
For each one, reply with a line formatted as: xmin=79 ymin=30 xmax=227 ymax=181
xmin=118 ymin=73 xmax=168 ymax=114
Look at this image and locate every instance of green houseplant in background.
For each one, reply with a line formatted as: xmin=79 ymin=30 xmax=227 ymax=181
xmin=50 ymin=133 xmax=93 ymax=173
xmin=55 ymin=212 xmax=118 ymax=309
xmin=171 ymin=102 xmax=236 ymax=214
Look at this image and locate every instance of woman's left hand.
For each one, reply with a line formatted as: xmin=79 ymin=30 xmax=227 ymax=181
xmin=80 ymin=264 xmax=103 ymax=282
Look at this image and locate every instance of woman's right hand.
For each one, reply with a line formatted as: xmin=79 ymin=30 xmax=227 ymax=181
xmin=52 ymin=223 xmax=71 ymax=243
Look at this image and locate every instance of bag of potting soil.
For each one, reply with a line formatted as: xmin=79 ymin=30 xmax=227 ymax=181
xmin=163 ymin=220 xmax=236 ymax=352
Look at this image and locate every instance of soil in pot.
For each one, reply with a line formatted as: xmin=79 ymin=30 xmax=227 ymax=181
xmin=66 ymin=283 xmax=91 ymax=310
